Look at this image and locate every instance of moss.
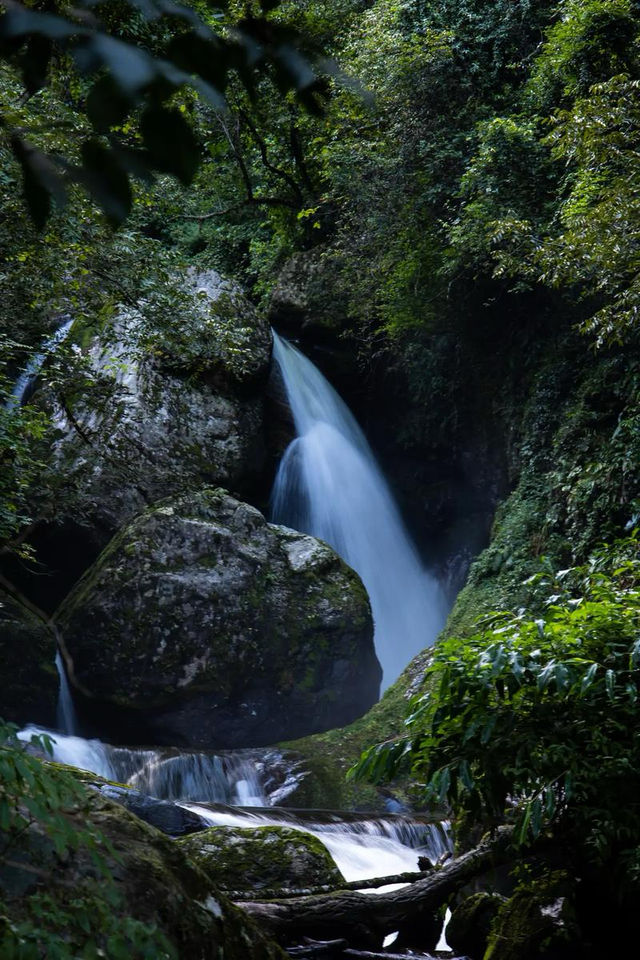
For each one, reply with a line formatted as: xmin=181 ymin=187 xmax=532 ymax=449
xmin=281 ymin=656 xmax=426 ymax=809
xmin=447 ymin=892 xmax=505 ymax=959
xmin=484 ymin=872 xmax=580 ymax=960
xmin=3 ymin=784 xmax=287 ymax=959
xmin=178 ymin=825 xmax=345 ymax=892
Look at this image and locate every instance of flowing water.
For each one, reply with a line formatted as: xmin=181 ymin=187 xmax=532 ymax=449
xmin=182 ymin=802 xmax=451 ymax=884
xmin=5 ymin=317 xmax=74 ymax=410
xmin=270 ymin=332 xmax=446 ymax=689
xmin=18 ymin=723 xmax=452 ymax=898
xmin=54 ymin=651 xmax=77 ymax=736
xmin=13 ymin=325 xmax=454 ymax=951
xmin=18 ymin=726 xmax=270 ymax=806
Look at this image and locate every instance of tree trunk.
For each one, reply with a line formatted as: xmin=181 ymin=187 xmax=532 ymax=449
xmin=237 ymin=826 xmax=514 ymax=950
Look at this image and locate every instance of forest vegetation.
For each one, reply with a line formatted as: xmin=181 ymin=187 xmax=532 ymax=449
xmin=1 ymin=0 xmax=639 ymax=956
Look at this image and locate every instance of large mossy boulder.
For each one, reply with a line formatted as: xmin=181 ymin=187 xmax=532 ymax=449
xmin=0 ymin=591 xmax=57 ymax=727
xmin=56 ymin=488 xmax=379 ymax=749
xmin=1 ymin=783 xmax=286 ymax=960
xmin=178 ymin=825 xmax=344 ymax=893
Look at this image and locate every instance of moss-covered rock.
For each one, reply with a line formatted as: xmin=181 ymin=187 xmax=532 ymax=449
xmin=0 ymin=590 xmax=57 ymax=727
xmin=57 ymin=487 xmax=379 ymax=749
xmin=178 ymin=825 xmax=344 ymax=893
xmin=484 ymin=873 xmax=582 ymax=960
xmin=447 ymin=892 xmax=506 ymax=959
xmin=279 ymin=647 xmax=436 ymax=810
xmin=1 ymin=783 xmax=286 ymax=959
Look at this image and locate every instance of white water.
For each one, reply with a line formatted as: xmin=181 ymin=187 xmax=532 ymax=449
xmin=18 ymin=726 xmax=267 ymax=806
xmin=182 ymin=802 xmax=451 ymax=884
xmin=5 ymin=317 xmax=74 ymax=409
xmin=54 ymin=651 xmax=77 ymax=736
xmin=271 ymin=333 xmax=447 ymax=688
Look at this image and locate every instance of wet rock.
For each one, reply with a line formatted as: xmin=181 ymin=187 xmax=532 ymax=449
xmin=1 ymin=781 xmax=286 ymax=959
xmin=0 ymin=590 xmax=57 ymax=727
xmin=100 ymin=784 xmax=210 ymax=836
xmin=268 ymin=250 xmax=347 ymax=342
xmin=57 ymin=487 xmax=380 ymax=749
xmin=178 ymin=825 xmax=345 ymax=893
xmin=484 ymin=873 xmax=582 ymax=960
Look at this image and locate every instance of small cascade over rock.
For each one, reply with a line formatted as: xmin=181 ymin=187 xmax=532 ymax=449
xmin=271 ymin=332 xmax=447 ymax=688
xmin=181 ymin=803 xmax=452 ymax=884
xmin=18 ymin=726 xmax=279 ymax=806
xmin=5 ymin=317 xmax=73 ymax=409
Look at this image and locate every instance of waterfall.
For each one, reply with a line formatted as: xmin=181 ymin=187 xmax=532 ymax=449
xmin=5 ymin=317 xmax=73 ymax=409
xmin=54 ymin=651 xmax=77 ymax=736
xmin=270 ymin=333 xmax=446 ymax=689
xmin=17 ymin=726 xmax=270 ymax=806
xmin=183 ymin=802 xmax=451 ymax=884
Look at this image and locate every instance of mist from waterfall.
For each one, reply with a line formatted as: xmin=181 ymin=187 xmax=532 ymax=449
xmin=270 ymin=333 xmax=446 ymax=688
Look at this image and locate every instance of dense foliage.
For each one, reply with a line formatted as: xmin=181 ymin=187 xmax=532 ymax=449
xmin=0 ymin=0 xmax=328 ymax=227
xmin=352 ymin=535 xmax=640 ymax=889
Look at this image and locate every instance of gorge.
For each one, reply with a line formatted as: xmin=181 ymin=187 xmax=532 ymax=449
xmin=1 ymin=0 xmax=640 ymax=956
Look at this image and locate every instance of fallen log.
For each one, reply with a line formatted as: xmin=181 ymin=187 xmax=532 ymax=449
xmin=238 ymin=826 xmax=514 ymax=950
xmin=286 ymin=938 xmax=348 ymax=957
xmin=225 ymin=869 xmax=435 ymax=902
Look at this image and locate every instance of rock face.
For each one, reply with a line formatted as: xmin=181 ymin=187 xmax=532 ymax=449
xmin=1 ymin=783 xmax=286 ymax=960
xmin=178 ymin=825 xmax=345 ymax=893
xmin=2 ymin=269 xmax=272 ymax=613
xmin=484 ymin=874 xmax=581 ymax=960
xmin=53 ymin=269 xmax=272 ymax=536
xmin=447 ymin=892 xmax=506 ymax=959
xmin=0 ymin=591 xmax=58 ymax=727
xmin=57 ymin=488 xmax=379 ymax=748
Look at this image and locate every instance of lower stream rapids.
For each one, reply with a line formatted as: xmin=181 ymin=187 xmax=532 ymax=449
xmin=19 ymin=725 xmax=452 ymax=888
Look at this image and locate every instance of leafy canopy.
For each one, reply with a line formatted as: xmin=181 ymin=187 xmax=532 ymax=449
xmin=0 ymin=0 xmax=329 ymax=227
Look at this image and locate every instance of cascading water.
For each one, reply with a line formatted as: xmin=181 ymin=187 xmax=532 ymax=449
xmin=182 ymin=802 xmax=451 ymax=884
xmin=270 ymin=332 xmax=447 ymax=688
xmin=5 ymin=317 xmax=74 ymax=410
xmin=18 ymin=726 xmax=270 ymax=806
xmin=54 ymin=651 xmax=77 ymax=735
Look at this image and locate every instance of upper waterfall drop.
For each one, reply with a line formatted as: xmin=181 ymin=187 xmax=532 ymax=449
xmin=270 ymin=332 xmax=446 ymax=689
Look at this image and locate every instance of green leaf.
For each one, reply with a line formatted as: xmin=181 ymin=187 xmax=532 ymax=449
xmin=605 ymin=668 xmax=615 ymax=702
xmin=140 ymin=107 xmax=200 ymax=184
xmin=580 ymin=662 xmax=599 ymax=695
xmin=10 ymin=137 xmax=67 ymax=229
xmin=79 ymin=141 xmax=132 ymax=226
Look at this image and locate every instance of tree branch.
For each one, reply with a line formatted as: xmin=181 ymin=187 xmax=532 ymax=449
xmin=237 ymin=826 xmax=514 ymax=950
